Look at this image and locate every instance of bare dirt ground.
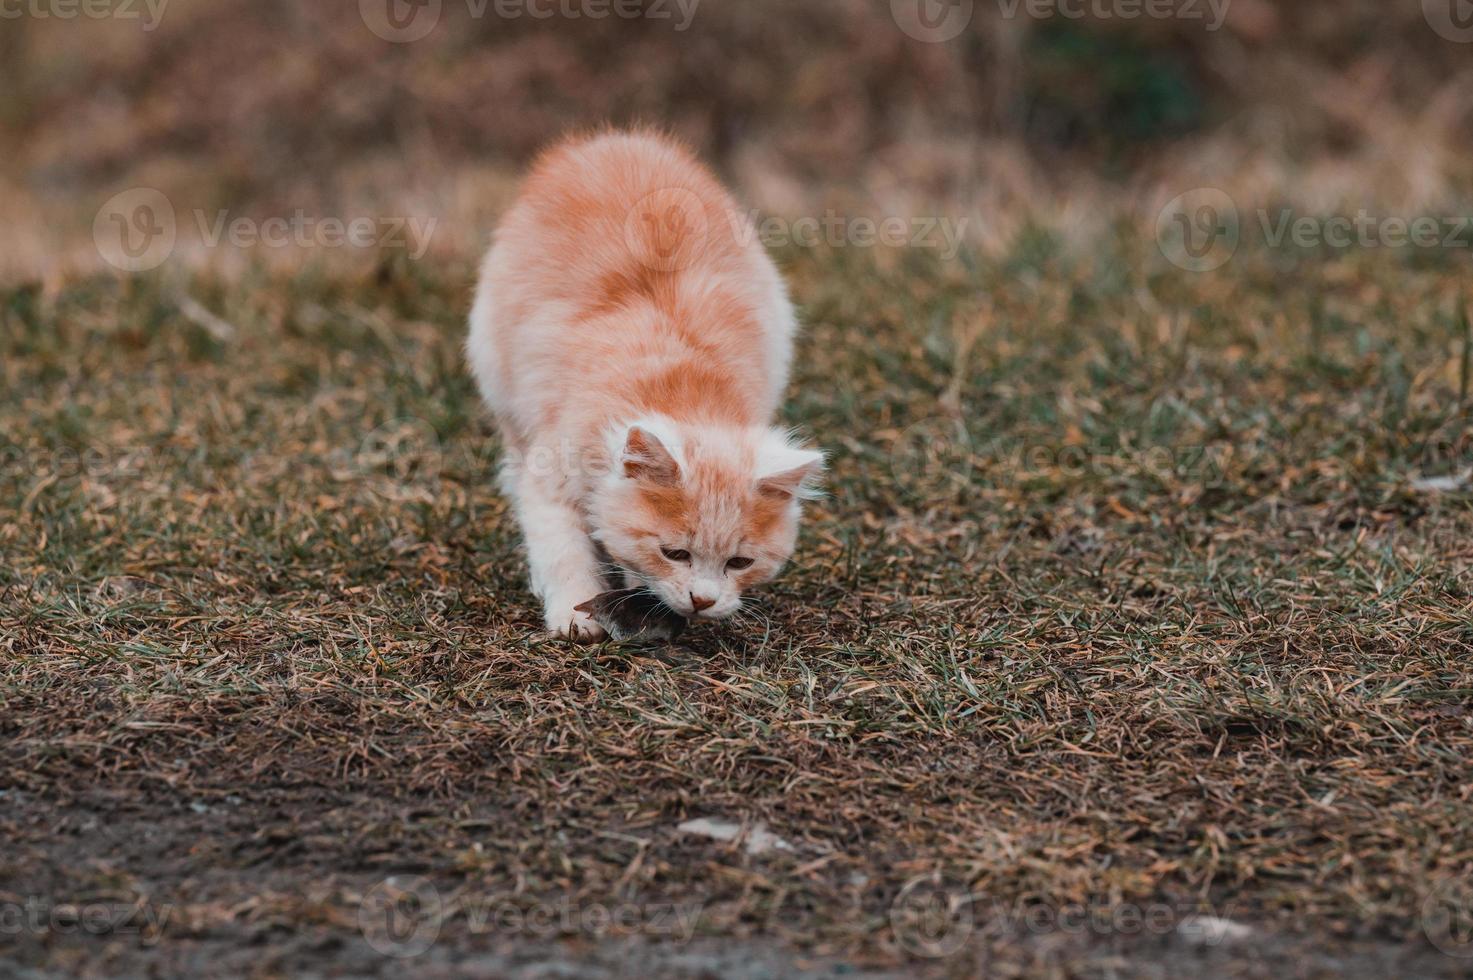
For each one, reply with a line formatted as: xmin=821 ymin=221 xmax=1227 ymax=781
xmin=3 ymin=790 xmax=1464 ymax=978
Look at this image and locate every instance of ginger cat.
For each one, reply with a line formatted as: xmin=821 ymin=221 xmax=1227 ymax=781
xmin=467 ymin=130 xmax=822 ymax=641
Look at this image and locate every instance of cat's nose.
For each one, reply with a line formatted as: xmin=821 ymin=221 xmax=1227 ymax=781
xmin=690 ymin=593 xmax=715 ymax=613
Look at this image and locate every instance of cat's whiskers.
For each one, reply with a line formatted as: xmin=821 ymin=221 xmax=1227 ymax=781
xmin=731 ymin=604 xmax=775 ymax=650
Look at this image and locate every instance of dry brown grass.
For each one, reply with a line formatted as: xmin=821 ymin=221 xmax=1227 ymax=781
xmin=3 ymin=230 xmax=1472 ymax=975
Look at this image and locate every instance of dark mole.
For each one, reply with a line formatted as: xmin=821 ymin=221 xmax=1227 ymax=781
xmin=576 ymin=589 xmax=688 ymax=642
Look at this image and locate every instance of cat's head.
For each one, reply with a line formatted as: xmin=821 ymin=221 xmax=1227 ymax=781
xmin=589 ymin=418 xmax=823 ymax=620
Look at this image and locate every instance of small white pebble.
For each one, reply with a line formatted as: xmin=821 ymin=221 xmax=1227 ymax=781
xmin=677 ymin=817 xmax=794 ymax=855
xmin=1177 ymin=915 xmax=1255 ymax=946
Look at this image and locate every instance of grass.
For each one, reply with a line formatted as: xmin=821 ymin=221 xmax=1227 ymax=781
xmin=2 ymin=233 xmax=1472 ymax=976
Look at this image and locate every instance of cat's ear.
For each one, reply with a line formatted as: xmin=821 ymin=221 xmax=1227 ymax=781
xmin=621 ymin=425 xmax=681 ymax=486
xmin=756 ymin=442 xmax=825 ymax=500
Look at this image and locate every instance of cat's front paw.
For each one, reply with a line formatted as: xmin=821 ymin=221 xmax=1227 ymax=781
xmin=545 ymin=604 xmax=607 ymax=644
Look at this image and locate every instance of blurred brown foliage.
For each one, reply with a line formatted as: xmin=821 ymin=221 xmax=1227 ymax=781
xmin=5 ymin=0 xmax=1473 ymax=274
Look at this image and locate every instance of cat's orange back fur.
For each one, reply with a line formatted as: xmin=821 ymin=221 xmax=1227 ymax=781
xmin=467 ymin=129 xmax=816 ymax=639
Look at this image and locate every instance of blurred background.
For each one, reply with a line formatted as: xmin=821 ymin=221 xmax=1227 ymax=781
xmin=3 ymin=0 xmax=1473 ymax=279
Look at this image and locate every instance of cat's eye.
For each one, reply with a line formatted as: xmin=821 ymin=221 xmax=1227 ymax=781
xmin=661 ymin=547 xmax=691 ymax=563
xmin=726 ymin=557 xmax=755 ymax=571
